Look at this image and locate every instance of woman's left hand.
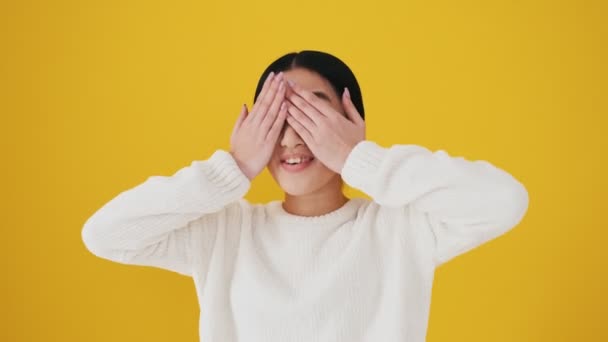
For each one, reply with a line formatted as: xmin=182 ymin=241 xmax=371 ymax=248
xmin=285 ymin=81 xmax=366 ymax=174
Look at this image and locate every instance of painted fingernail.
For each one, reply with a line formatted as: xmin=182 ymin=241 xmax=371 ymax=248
xmin=344 ymin=87 xmax=351 ymax=98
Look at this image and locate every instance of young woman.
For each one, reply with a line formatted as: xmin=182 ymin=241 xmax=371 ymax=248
xmin=82 ymin=50 xmax=529 ymax=342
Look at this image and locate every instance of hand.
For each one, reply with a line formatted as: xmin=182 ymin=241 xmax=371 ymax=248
xmin=284 ymin=81 xmax=366 ymax=174
xmin=230 ymin=71 xmax=288 ymax=181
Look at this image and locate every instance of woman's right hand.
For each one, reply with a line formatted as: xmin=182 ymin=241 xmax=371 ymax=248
xmin=230 ymin=71 xmax=288 ymax=181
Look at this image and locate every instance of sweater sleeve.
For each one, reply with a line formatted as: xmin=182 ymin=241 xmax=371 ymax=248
xmin=341 ymin=140 xmax=529 ymax=267
xmin=81 ymin=149 xmax=251 ymax=277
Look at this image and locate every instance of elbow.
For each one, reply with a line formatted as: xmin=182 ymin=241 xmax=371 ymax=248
xmin=498 ymin=179 xmax=529 ymax=232
xmin=81 ymin=221 xmax=117 ymax=258
xmin=81 ymin=222 xmax=103 ymax=256
xmin=81 ymin=224 xmax=126 ymax=263
xmin=82 ymin=229 xmax=126 ymax=265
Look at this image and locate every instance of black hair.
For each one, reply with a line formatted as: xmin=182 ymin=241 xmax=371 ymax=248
xmin=253 ymin=50 xmax=365 ymax=120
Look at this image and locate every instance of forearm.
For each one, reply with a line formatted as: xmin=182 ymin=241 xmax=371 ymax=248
xmin=341 ymin=140 xmax=528 ymax=230
xmin=82 ymin=149 xmax=251 ymax=252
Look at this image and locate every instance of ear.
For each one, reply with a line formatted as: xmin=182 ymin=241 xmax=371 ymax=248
xmin=342 ymin=87 xmax=363 ymax=124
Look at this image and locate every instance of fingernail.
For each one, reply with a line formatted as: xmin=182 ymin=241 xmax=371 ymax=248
xmin=287 ymin=80 xmax=295 ymax=87
xmin=344 ymin=87 xmax=351 ymax=98
xmin=267 ymin=71 xmax=275 ymax=81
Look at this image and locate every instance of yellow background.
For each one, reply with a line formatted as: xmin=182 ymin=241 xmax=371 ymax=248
xmin=2 ymin=0 xmax=606 ymax=341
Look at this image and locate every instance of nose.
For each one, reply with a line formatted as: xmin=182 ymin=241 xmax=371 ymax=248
xmin=279 ymin=122 xmax=306 ymax=148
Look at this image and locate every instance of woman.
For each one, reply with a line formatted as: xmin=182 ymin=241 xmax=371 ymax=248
xmin=82 ymin=50 xmax=529 ymax=342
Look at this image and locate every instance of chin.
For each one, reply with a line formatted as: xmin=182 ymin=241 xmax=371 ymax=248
xmin=268 ymin=160 xmax=340 ymax=196
xmin=277 ymin=179 xmax=320 ymax=196
xmin=275 ymin=172 xmax=343 ymax=197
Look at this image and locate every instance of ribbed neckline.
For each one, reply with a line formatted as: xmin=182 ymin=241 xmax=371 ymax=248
xmin=266 ymin=197 xmax=364 ymax=226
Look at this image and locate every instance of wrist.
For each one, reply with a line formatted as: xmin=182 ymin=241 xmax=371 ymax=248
xmin=229 ymin=151 xmax=255 ymax=181
xmin=338 ymin=142 xmax=358 ymax=174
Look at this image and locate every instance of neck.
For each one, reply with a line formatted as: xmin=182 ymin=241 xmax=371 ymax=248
xmin=282 ymin=182 xmax=349 ymax=217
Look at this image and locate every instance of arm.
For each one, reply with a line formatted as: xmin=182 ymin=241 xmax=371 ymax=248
xmin=81 ymin=149 xmax=251 ymax=276
xmin=341 ymin=140 xmax=529 ymax=267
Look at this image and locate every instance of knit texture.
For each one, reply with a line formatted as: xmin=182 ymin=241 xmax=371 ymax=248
xmin=82 ymin=140 xmax=529 ymax=342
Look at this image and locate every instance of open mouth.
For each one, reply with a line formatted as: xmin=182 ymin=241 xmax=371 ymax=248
xmin=280 ymin=156 xmax=315 ymax=172
xmin=281 ymin=156 xmax=314 ymax=165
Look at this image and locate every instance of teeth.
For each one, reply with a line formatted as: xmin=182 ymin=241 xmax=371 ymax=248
xmin=284 ymin=157 xmax=311 ymax=164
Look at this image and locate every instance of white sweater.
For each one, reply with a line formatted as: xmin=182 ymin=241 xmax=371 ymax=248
xmin=81 ymin=140 xmax=529 ymax=342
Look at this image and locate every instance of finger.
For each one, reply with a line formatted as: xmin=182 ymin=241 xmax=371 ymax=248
xmin=342 ymin=87 xmax=363 ymax=125
xmin=231 ymin=103 xmax=248 ymax=141
xmin=250 ymin=71 xmax=275 ymax=114
xmin=286 ymin=113 xmax=314 ymax=145
xmin=287 ymin=80 xmax=334 ymax=120
xmin=285 ymin=90 xmax=326 ymax=126
xmin=252 ymin=72 xmax=284 ymax=124
xmin=260 ymin=78 xmax=286 ymax=132
xmin=236 ymin=103 xmax=248 ymax=128
xmin=286 ymin=101 xmax=316 ymax=133
xmin=266 ymin=101 xmax=288 ymax=142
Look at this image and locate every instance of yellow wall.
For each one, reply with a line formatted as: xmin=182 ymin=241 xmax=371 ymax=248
xmin=2 ymin=0 xmax=606 ymax=341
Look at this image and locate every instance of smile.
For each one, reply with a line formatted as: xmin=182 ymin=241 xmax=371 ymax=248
xmin=280 ymin=157 xmax=315 ymax=172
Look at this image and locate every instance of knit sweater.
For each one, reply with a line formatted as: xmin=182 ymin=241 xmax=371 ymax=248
xmin=81 ymin=140 xmax=529 ymax=342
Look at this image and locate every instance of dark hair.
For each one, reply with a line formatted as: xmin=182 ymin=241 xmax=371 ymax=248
xmin=253 ymin=50 xmax=365 ymax=120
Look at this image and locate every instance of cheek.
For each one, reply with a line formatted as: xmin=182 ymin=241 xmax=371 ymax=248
xmin=268 ymin=156 xmax=279 ymax=169
xmin=313 ymin=161 xmax=339 ymax=178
